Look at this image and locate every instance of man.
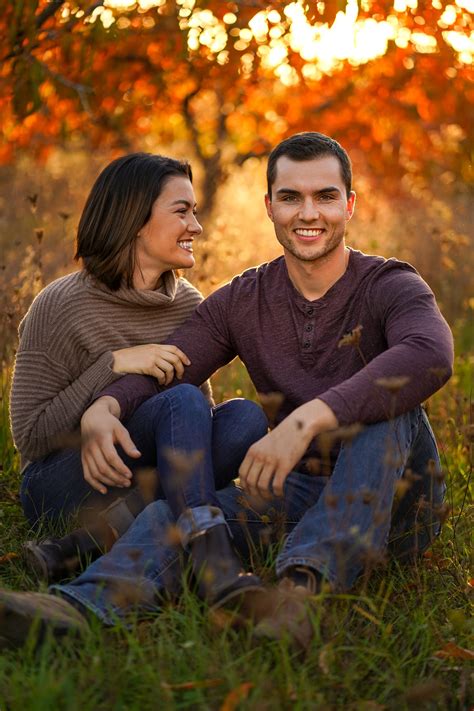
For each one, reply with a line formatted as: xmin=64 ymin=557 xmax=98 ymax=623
xmin=0 ymin=133 xmax=452 ymax=648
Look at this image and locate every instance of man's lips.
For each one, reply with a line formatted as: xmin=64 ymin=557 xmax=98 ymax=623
xmin=293 ymin=228 xmax=325 ymax=242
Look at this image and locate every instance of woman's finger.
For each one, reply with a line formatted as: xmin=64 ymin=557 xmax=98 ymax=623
xmin=155 ymin=358 xmax=175 ymax=385
xmin=161 ymin=345 xmax=191 ymax=366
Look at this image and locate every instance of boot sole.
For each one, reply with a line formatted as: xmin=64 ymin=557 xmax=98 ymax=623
xmin=23 ymin=542 xmax=50 ymax=582
xmin=0 ymin=590 xmax=87 ymax=650
xmin=210 ymin=583 xmax=267 ymax=615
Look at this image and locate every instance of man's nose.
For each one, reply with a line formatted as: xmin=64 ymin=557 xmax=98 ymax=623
xmin=299 ymin=199 xmax=319 ymax=221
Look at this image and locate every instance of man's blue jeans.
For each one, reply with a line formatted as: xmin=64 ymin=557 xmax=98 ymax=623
xmin=21 ymin=384 xmax=269 ymax=526
xmin=53 ymin=407 xmax=445 ymax=621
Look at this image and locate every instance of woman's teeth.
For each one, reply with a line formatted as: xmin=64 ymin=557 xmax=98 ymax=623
xmin=178 ymin=241 xmax=193 ymax=251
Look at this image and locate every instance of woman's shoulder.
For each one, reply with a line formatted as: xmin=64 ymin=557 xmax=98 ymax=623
xmin=19 ymin=270 xmax=88 ymax=341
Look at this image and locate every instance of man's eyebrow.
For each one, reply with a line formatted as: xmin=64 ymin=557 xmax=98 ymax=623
xmin=275 ymin=186 xmax=342 ymax=196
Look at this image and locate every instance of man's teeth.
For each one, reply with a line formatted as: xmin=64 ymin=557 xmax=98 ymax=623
xmin=295 ymin=229 xmax=323 ymax=237
xmin=178 ymin=241 xmax=193 ymax=251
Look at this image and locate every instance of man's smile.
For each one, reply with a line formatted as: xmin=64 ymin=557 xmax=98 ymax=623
xmin=293 ymin=228 xmax=325 ymax=241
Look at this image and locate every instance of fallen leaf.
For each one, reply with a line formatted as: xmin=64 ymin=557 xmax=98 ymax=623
xmin=220 ymin=682 xmax=254 ymax=711
xmin=161 ymin=679 xmax=223 ymax=691
xmin=434 ymin=642 xmax=474 ymax=661
xmin=0 ymin=552 xmax=19 ymax=564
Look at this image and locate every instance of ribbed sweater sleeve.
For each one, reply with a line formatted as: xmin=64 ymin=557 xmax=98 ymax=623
xmin=10 ymin=349 xmax=120 ymax=461
xmin=10 ymin=271 xmax=205 ymax=463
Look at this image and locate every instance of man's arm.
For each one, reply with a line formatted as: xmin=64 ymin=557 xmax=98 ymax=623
xmin=97 ymin=285 xmax=238 ymax=421
xmin=317 ymin=269 xmax=453 ymax=425
xmin=80 ymin=287 xmax=238 ymax=489
xmin=239 ymin=268 xmax=453 ymax=498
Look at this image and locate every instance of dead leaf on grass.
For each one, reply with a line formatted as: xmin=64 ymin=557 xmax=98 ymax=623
xmin=0 ymin=552 xmax=19 ymax=564
xmin=433 ymin=641 xmax=474 ymax=661
xmin=220 ymin=682 xmax=254 ymax=711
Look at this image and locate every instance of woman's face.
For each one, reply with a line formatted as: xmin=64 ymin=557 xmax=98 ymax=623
xmin=135 ymin=176 xmax=202 ymax=279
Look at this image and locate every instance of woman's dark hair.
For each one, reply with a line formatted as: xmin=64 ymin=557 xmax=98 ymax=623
xmin=266 ymin=132 xmax=352 ymax=198
xmin=75 ymin=153 xmax=193 ymax=290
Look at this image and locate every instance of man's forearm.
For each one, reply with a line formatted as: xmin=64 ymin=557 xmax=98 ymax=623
xmin=96 ymin=374 xmax=159 ymax=421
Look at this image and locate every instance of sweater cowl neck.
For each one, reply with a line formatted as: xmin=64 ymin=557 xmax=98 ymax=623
xmin=83 ymin=270 xmax=178 ymax=307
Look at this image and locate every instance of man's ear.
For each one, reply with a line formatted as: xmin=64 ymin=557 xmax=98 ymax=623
xmin=346 ymin=191 xmax=356 ymax=221
xmin=264 ymin=193 xmax=273 ymax=221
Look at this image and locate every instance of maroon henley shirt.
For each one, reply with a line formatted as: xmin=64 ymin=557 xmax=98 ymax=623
xmin=99 ymin=249 xmax=453 ymax=461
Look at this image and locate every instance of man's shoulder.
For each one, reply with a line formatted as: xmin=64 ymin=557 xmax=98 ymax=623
xmin=351 ymin=249 xmax=417 ymax=276
xmin=226 ymin=256 xmax=285 ymax=291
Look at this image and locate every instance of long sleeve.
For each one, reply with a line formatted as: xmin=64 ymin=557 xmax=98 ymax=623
xmin=10 ymin=348 xmax=122 ymax=461
xmin=318 ymin=270 xmax=454 ymax=425
xmin=98 ymin=285 xmax=237 ymax=420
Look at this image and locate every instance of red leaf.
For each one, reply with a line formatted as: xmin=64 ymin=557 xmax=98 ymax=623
xmin=220 ymin=682 xmax=254 ymax=711
xmin=434 ymin=642 xmax=474 ymax=661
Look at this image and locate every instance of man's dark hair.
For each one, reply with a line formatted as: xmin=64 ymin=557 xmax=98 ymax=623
xmin=266 ymin=132 xmax=352 ymax=198
xmin=75 ymin=153 xmax=193 ymax=290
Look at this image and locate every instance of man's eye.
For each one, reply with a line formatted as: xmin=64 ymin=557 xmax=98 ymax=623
xmin=282 ymin=195 xmax=297 ymax=202
xmin=319 ymin=194 xmax=335 ymax=201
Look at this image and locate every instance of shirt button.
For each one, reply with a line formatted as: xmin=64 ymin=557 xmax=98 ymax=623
xmin=303 ymin=341 xmax=311 ymax=348
xmin=305 ymin=324 xmax=313 ymax=332
xmin=307 ymin=307 xmax=314 ymax=316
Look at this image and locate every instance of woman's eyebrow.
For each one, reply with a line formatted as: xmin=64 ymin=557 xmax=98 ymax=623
xmin=170 ymin=199 xmax=197 ymax=208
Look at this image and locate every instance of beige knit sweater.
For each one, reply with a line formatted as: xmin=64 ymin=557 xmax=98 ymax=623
xmin=10 ymin=269 xmax=210 ymax=465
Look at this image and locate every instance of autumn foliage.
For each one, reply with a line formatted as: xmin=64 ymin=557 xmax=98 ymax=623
xmin=1 ymin=0 xmax=473 ymax=214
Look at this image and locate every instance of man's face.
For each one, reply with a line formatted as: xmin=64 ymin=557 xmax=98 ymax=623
xmin=265 ymin=155 xmax=356 ymax=263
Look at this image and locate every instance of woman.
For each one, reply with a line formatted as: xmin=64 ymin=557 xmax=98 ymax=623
xmin=10 ymin=153 xmax=268 ymax=603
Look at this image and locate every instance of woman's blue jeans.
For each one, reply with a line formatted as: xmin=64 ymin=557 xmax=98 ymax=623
xmin=21 ymin=384 xmax=269 ymax=527
xmin=54 ymin=407 xmax=446 ymax=619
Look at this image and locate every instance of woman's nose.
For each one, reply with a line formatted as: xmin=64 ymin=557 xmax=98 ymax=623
xmin=189 ymin=214 xmax=203 ymax=235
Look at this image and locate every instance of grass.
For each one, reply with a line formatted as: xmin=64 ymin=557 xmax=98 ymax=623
xmin=0 ymin=340 xmax=472 ymax=710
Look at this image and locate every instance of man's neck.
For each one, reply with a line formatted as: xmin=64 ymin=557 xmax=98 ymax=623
xmin=285 ymin=243 xmax=350 ymax=301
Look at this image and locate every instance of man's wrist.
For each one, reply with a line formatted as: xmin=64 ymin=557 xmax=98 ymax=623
xmin=90 ymin=395 xmax=121 ymax=419
xmin=298 ymin=399 xmax=338 ymax=438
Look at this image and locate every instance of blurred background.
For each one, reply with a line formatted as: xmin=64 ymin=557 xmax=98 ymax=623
xmin=1 ymin=0 xmax=473 ymax=392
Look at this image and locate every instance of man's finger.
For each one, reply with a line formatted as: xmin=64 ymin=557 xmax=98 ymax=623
xmin=114 ymin=425 xmax=141 ymax=461
xmin=243 ymin=459 xmax=265 ymax=498
xmin=256 ymin=462 xmax=276 ymax=499
xmin=84 ymin=457 xmax=108 ymax=494
xmin=91 ymin=447 xmax=131 ymax=487
xmin=272 ymin=464 xmax=291 ymax=497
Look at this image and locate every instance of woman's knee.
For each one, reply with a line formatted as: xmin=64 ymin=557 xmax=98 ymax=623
xmin=152 ymin=383 xmax=209 ymax=413
xmin=230 ymin=398 xmax=269 ymax=436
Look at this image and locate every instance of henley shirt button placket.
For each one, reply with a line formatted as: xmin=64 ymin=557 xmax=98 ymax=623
xmin=302 ymin=306 xmax=315 ymax=353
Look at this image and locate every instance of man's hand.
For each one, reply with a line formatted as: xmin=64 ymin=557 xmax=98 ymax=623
xmin=81 ymin=396 xmax=141 ymax=495
xmin=239 ymin=399 xmax=338 ymax=498
xmin=112 ymin=344 xmax=190 ymax=385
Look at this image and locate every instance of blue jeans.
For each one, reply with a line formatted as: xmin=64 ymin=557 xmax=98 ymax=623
xmin=21 ymin=384 xmax=269 ymax=526
xmin=54 ymin=408 xmax=445 ymax=620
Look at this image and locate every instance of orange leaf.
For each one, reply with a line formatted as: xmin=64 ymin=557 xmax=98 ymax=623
xmin=161 ymin=679 xmax=223 ymax=691
xmin=220 ymin=682 xmax=254 ymax=711
xmin=0 ymin=552 xmax=19 ymax=564
xmin=434 ymin=642 xmax=474 ymax=661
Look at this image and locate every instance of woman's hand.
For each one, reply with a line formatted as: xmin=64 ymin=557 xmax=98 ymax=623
xmin=112 ymin=344 xmax=191 ymax=385
xmin=81 ymin=396 xmax=141 ymax=495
